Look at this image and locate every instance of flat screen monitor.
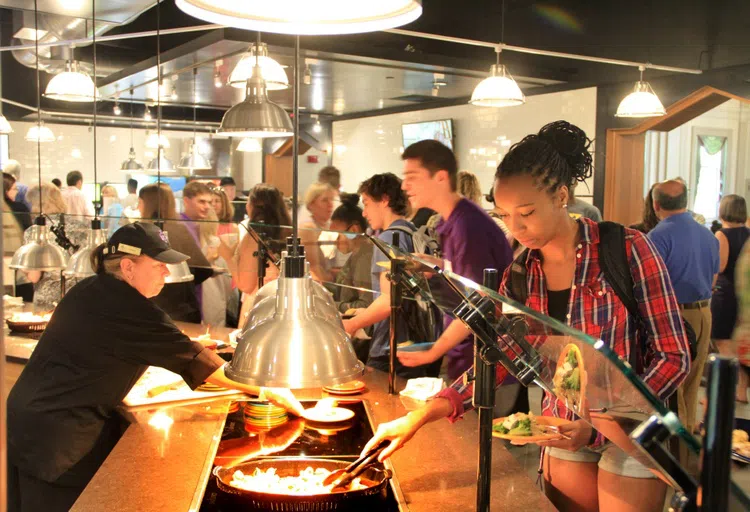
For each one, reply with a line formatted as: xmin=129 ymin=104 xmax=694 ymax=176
xmin=402 ymin=119 xmax=454 ymax=150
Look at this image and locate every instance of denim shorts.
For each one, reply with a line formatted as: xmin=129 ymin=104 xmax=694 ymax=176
xmin=547 ymin=443 xmax=656 ymax=479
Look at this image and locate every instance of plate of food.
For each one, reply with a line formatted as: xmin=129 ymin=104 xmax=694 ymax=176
xmin=492 ymin=412 xmax=571 ymax=444
xmin=301 ymin=398 xmax=355 ymax=423
xmin=552 ymin=343 xmax=585 ymax=412
xmin=732 ymin=429 xmax=750 ymax=464
xmin=6 ymin=312 xmax=52 ymax=333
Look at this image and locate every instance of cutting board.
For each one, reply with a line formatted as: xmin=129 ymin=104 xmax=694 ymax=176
xmin=122 ymin=366 xmax=243 ymax=408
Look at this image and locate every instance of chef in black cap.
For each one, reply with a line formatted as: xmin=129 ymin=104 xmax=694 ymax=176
xmin=7 ymin=222 xmax=304 ymax=512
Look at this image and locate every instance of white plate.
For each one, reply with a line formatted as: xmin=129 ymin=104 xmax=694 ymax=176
xmin=301 ymin=407 xmax=355 ymax=423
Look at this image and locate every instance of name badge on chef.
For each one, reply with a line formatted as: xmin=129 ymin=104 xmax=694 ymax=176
xmin=117 ymin=243 xmax=142 ymax=256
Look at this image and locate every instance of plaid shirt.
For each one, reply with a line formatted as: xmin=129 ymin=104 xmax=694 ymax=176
xmin=437 ymin=218 xmax=691 ymax=427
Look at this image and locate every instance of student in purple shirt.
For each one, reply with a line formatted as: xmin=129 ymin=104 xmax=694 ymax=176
xmin=397 ymin=140 xmax=513 ymax=379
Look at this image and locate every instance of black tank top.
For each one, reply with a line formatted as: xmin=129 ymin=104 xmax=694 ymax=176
xmin=720 ymin=227 xmax=750 ymax=284
xmin=547 ymin=288 xmax=571 ymax=324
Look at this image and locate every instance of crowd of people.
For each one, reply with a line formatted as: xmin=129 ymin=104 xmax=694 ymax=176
xmin=3 ymin=119 xmax=749 ymax=512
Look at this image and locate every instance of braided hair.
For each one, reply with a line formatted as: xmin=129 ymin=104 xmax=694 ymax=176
xmin=495 ymin=121 xmax=593 ymax=192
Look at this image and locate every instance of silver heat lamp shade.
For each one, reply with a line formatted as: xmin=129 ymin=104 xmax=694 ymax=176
xmin=121 ymin=147 xmax=144 ymax=171
xmin=10 ymin=220 xmax=69 ymax=271
xmin=228 ymin=268 xmax=364 ymax=388
xmin=63 ymin=222 xmax=108 ymax=278
xmin=177 ymin=143 xmax=211 ymax=172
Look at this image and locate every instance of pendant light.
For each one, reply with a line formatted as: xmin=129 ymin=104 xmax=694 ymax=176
xmin=237 ymin=137 xmax=262 ymax=152
xmin=228 ymin=42 xmax=289 ymax=90
xmin=217 ymin=33 xmax=293 ymax=138
xmin=121 ymin=91 xmax=143 ymax=171
xmin=615 ymin=66 xmax=666 ymax=118
xmin=146 ymin=132 xmax=170 ymax=149
xmin=43 ymin=47 xmax=99 ymax=102
xmin=146 ymin=155 xmax=176 ymax=173
xmin=24 ymin=122 xmax=55 ymax=142
xmin=11 ymin=0 xmax=68 ymax=273
xmin=226 ymin=35 xmax=363 ymax=389
xmin=175 ymin=0 xmax=422 ymax=35
xmin=177 ymin=68 xmax=212 ymax=173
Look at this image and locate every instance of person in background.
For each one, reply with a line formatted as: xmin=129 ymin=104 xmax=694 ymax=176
xmin=409 ymin=207 xmax=436 ymax=229
xmin=100 ymin=185 xmax=123 ymax=238
xmin=138 ymin=183 xmax=212 ymax=323
xmin=232 ymin=184 xmax=292 ymax=329
xmin=3 ymin=172 xmax=31 ymax=230
xmin=3 ymin=192 xmax=25 ymax=299
xmin=219 ymin=176 xmax=247 ymax=223
xmin=2 ymin=160 xmax=30 ymax=209
xmin=22 ymin=184 xmax=89 ymax=312
xmin=648 ymin=179 xmax=719 ymax=435
xmin=210 ymin=187 xmax=238 ymax=238
xmin=732 ymin=241 xmax=750 ymax=406
xmin=342 ymin=173 xmax=436 ymax=378
xmin=51 ymin=178 xmax=62 ymax=189
xmin=711 ymin=194 xmax=750 ymax=402
xmin=180 ymin=181 xmax=213 ymax=244
xmin=318 ymin=165 xmax=342 ymax=194
xmin=566 ymin=181 xmax=602 ymax=222
xmin=7 ymin=222 xmax=303 ymax=512
xmin=199 ymin=209 xmax=232 ymax=327
xmin=365 ymin=121 xmax=690 ymax=512
xmin=395 ymin=140 xmax=513 ymax=381
xmin=629 ymin=183 xmax=659 ymax=234
xmin=210 ymin=186 xmax=240 ymax=326
xmin=299 ymin=181 xmax=336 ymax=283
xmin=710 ymin=220 xmax=723 ymax=234
xmin=456 ymin=170 xmax=483 ymax=205
xmin=121 ymin=178 xmax=139 ymax=211
xmin=674 ymin=176 xmax=706 ymax=226
xmin=61 ymin=170 xmax=94 ymax=220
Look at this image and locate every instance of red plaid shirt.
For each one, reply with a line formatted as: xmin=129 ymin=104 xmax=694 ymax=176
xmin=437 ymin=218 xmax=691 ymax=425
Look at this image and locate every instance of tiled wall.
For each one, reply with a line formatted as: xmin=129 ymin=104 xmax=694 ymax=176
xmin=332 ymin=87 xmax=597 ymax=209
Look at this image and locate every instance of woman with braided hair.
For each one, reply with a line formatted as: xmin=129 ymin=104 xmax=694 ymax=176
xmin=364 ymin=121 xmax=690 ymax=512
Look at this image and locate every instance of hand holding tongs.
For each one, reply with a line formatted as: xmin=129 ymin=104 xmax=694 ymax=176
xmin=323 ymin=440 xmax=389 ymax=490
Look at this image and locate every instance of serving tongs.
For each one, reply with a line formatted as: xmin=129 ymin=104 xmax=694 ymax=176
xmin=323 ymin=440 xmax=389 ymax=490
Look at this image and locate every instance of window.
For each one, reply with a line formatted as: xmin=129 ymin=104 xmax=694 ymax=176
xmin=692 ymin=135 xmax=727 ymax=223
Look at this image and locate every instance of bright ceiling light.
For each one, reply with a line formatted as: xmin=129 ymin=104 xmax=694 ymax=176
xmin=0 ymin=115 xmax=13 ymax=134
xmin=144 ymin=107 xmax=153 ymax=121
xmin=25 ymin=122 xmax=55 ymax=143
xmin=229 ymin=43 xmax=289 ymax=90
xmin=214 ymin=70 xmax=223 ymax=88
xmin=113 ymin=102 xmax=122 ymax=115
xmin=237 ymin=138 xmax=262 ymax=152
xmin=470 ymin=64 xmax=525 ymax=107
xmin=175 ymin=0 xmax=422 ymax=35
xmin=146 ymin=133 xmax=171 ymax=148
xmin=312 ymin=120 xmax=322 ymax=133
xmin=44 ymin=60 xmax=99 ymax=102
xmin=13 ymin=27 xmax=48 ymax=41
xmin=218 ymin=64 xmax=293 ymax=138
xmin=615 ymin=66 xmax=666 ymax=118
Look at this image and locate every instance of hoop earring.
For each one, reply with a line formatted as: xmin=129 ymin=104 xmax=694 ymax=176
xmin=562 ymin=203 xmax=568 ymax=209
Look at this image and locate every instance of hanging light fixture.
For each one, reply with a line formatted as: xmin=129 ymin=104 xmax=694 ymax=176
xmin=146 ymin=155 xmax=176 ymax=172
xmin=214 ymin=70 xmax=223 ymax=88
xmin=218 ymin=34 xmax=293 ymax=138
xmin=146 ymin=132 xmax=170 ymax=149
xmin=44 ymin=48 xmax=99 ymax=102
xmin=229 ymin=42 xmax=289 ymax=90
xmin=25 ymin=121 xmax=55 ymax=143
xmin=113 ymin=102 xmax=121 ymax=116
xmin=615 ymin=66 xmax=666 ymax=118
xmin=237 ymin=137 xmax=262 ymax=152
xmin=0 ymin=115 xmax=13 ymax=134
xmin=175 ymin=0 xmax=422 ymax=35
xmin=11 ymin=0 xmax=68 ymax=273
xmin=144 ymin=106 xmax=153 ymax=121
xmin=178 ymin=68 xmax=212 ymax=173
xmin=470 ymin=49 xmax=525 ymax=107
xmin=121 ymin=91 xmax=143 ymax=172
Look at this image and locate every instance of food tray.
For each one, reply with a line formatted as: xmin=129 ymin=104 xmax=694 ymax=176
xmin=6 ymin=319 xmax=47 ymax=333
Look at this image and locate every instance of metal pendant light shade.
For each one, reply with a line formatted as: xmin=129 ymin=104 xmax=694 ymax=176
xmin=10 ymin=219 xmax=69 ymax=271
xmin=121 ymin=147 xmax=144 ymax=171
xmin=25 ymin=122 xmax=55 ymax=143
xmin=218 ymin=68 xmax=293 ymax=138
xmin=177 ymin=143 xmax=211 ymax=172
xmin=44 ymin=60 xmax=99 ymax=102
xmin=470 ymin=64 xmax=525 ymax=107
xmin=146 ymin=155 xmax=176 ymax=173
xmin=0 ymin=115 xmax=13 ymax=134
xmin=229 ymin=43 xmax=289 ymax=90
xmin=228 ymin=267 xmax=364 ymax=388
xmin=175 ymin=0 xmax=422 ymax=35
xmin=64 ymin=220 xmax=107 ymax=278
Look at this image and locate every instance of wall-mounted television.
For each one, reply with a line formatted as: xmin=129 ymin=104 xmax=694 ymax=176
xmin=402 ymin=119 xmax=454 ymax=150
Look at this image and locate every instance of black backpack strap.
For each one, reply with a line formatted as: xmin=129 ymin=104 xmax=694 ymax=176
xmin=597 ymin=221 xmax=639 ymax=320
xmin=508 ymin=249 xmax=530 ymax=304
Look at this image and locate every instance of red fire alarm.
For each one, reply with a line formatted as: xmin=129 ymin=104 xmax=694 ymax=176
xmin=307 ymin=155 xmax=319 ymax=164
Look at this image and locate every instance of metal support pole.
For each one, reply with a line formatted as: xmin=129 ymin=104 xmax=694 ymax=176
xmin=700 ymin=355 xmax=737 ymax=512
xmin=388 ymin=232 xmax=403 ymax=395
xmin=475 ymin=268 xmax=499 ymax=512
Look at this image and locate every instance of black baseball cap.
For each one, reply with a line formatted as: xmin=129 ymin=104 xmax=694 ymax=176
xmin=105 ymin=222 xmax=189 ymax=264
xmin=219 ymin=177 xmax=236 ymax=187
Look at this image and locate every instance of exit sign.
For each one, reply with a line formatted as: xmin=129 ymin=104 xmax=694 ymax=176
xmin=307 ymin=155 xmax=319 ymax=164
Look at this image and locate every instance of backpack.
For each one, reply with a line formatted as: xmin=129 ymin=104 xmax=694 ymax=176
xmin=385 ymin=225 xmax=444 ymax=343
xmin=508 ymin=221 xmax=697 ymax=369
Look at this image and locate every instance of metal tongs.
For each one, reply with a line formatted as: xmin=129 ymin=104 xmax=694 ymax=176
xmin=323 ymin=440 xmax=389 ymax=490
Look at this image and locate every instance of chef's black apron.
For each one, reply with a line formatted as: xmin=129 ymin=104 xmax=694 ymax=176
xmin=7 ymin=273 xmax=225 ymax=512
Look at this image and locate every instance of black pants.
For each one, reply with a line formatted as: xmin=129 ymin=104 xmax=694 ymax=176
xmin=8 ymin=464 xmax=85 ymax=512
